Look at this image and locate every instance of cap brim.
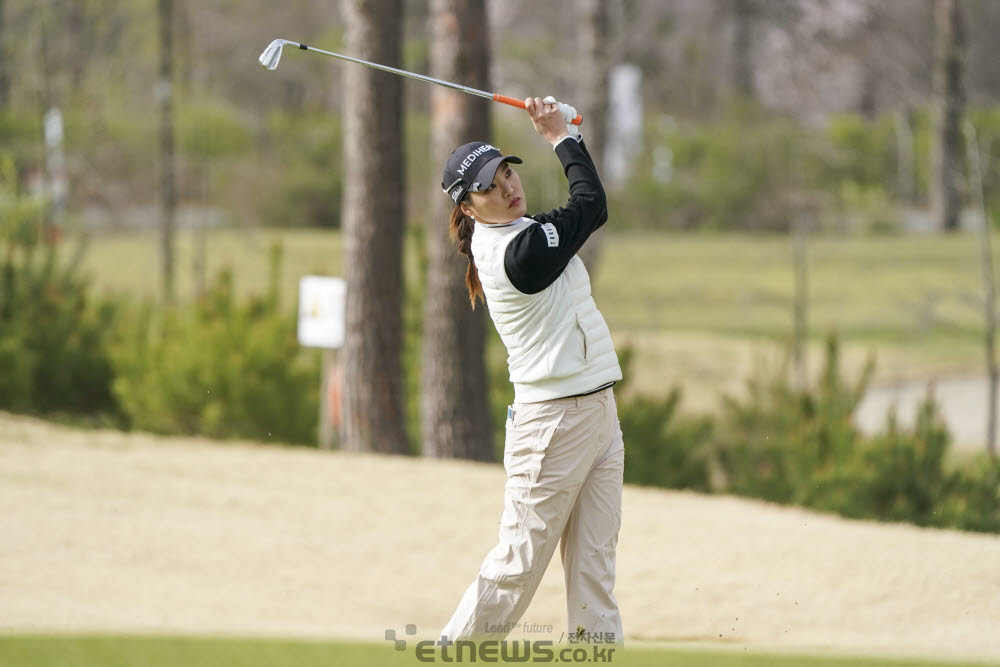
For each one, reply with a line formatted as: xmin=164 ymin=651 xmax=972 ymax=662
xmin=468 ymin=154 xmax=523 ymax=193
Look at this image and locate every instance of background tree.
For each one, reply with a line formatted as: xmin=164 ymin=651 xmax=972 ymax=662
xmin=727 ymin=0 xmax=756 ymax=100
xmin=157 ymin=0 xmax=177 ymax=303
xmin=339 ymin=0 xmax=409 ymax=454
xmin=420 ymin=0 xmax=494 ymax=461
xmin=575 ymin=0 xmax=620 ymax=273
xmin=0 ymin=0 xmax=9 ymax=110
xmin=577 ymin=0 xmax=617 ymax=175
xmin=932 ymin=0 xmax=966 ymax=232
xmin=66 ymin=0 xmax=87 ymax=95
xmin=964 ymin=120 xmax=998 ymax=459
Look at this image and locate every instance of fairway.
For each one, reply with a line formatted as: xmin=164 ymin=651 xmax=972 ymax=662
xmin=80 ymin=228 xmax=996 ymax=346
xmin=596 ymin=231 xmax=988 ymax=341
xmin=0 ymin=635 xmax=995 ymax=667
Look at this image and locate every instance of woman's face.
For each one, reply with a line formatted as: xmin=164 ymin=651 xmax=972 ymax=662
xmin=460 ymin=162 xmax=527 ymax=224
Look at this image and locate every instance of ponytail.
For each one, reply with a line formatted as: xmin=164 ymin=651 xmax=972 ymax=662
xmin=449 ymin=206 xmax=485 ymax=310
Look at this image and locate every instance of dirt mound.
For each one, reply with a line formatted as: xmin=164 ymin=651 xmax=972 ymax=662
xmin=1 ymin=412 xmax=998 ymax=662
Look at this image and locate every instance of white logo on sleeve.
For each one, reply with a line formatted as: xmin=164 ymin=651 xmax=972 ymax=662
xmin=540 ymin=222 xmax=560 ymax=248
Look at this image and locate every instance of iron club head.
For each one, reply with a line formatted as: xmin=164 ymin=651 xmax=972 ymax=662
xmin=259 ymin=39 xmax=297 ymax=71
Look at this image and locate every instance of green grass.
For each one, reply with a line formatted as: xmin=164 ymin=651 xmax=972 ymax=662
xmin=79 ymin=228 xmax=995 ymax=343
xmin=76 ymin=227 xmax=998 ymax=401
xmin=594 ymin=231 xmax=988 ymax=343
xmin=0 ymin=635 xmax=993 ymax=667
xmin=80 ymin=228 xmax=347 ymax=304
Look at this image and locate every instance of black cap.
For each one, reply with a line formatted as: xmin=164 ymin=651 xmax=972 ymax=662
xmin=441 ymin=142 xmax=523 ymax=205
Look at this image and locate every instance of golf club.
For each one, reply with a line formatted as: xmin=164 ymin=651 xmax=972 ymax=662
xmin=258 ymin=39 xmax=583 ymax=125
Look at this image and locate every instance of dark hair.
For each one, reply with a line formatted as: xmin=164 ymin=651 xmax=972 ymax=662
xmin=450 ymin=206 xmax=485 ymax=309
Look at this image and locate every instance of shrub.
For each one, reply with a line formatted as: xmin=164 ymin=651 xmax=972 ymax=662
xmin=807 ymin=397 xmax=949 ymax=523
xmin=0 ymin=111 xmax=43 ymax=174
xmin=611 ymin=104 xmax=943 ymax=233
xmin=616 ymin=331 xmax=999 ymax=533
xmin=620 ymin=389 xmax=714 ymax=491
xmin=110 ymin=251 xmax=319 ymax=444
xmin=713 ymin=336 xmax=873 ymax=504
xmin=709 ymin=335 xmax=999 ymax=532
xmin=177 ymin=102 xmax=254 ymax=159
xmin=824 ymin=112 xmax=897 ymax=192
xmin=616 ymin=104 xmax=835 ymax=232
xmin=967 ymin=107 xmax=1000 ymax=219
xmin=0 ymin=155 xmax=120 ymax=416
xmin=939 ymin=455 xmax=1000 ymax=532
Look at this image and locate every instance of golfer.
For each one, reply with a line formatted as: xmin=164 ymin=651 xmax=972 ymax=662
xmin=439 ymin=96 xmax=624 ymax=645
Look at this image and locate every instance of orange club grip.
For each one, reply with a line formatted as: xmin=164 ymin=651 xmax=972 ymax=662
xmin=492 ymin=94 xmax=584 ymax=125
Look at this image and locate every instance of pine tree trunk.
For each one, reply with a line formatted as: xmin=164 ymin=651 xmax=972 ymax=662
xmin=576 ymin=0 xmax=618 ymax=274
xmin=420 ymin=0 xmax=494 ymax=461
xmin=68 ymin=0 xmax=87 ymax=93
xmin=0 ymin=0 xmax=10 ymax=110
xmin=157 ymin=0 xmax=176 ymax=304
xmin=340 ymin=0 xmax=409 ymax=454
xmin=729 ymin=0 xmax=755 ymax=99
xmin=964 ymin=121 xmax=999 ymax=459
xmin=932 ymin=0 xmax=966 ymax=232
xmin=895 ymin=109 xmax=916 ymax=204
xmin=857 ymin=5 xmax=882 ymax=120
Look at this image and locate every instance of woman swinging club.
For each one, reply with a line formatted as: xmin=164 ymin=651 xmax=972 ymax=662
xmin=439 ymin=96 xmax=624 ymax=645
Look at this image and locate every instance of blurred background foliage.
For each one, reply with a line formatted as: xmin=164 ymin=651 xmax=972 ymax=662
xmin=5 ymin=0 xmax=1000 ymax=236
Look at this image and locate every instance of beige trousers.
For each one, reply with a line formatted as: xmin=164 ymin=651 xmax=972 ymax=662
xmin=440 ymin=387 xmax=624 ymax=643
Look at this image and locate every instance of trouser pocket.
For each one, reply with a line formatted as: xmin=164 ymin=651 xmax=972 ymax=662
xmin=502 ymin=402 xmax=566 ymax=481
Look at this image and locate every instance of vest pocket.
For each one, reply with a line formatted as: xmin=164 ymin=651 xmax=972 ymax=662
xmin=540 ymin=314 xmax=587 ymax=379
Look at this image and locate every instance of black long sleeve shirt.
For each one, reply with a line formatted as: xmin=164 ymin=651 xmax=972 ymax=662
xmin=503 ymin=137 xmax=609 ymax=295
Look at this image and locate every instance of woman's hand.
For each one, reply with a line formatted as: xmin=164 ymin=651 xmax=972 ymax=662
xmin=525 ymin=97 xmax=571 ymax=146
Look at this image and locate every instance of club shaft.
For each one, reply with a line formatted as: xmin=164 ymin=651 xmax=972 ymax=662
xmin=294 ymin=42 xmax=583 ymax=125
xmin=299 ymin=43 xmax=493 ymax=99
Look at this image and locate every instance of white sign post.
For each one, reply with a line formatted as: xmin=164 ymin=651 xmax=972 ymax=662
xmin=44 ymin=107 xmax=67 ymax=226
xmin=605 ymin=64 xmax=643 ymax=191
xmin=298 ymin=276 xmax=346 ymax=449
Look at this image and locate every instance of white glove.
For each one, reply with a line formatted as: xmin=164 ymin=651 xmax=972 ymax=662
xmin=543 ymin=95 xmax=580 ymax=140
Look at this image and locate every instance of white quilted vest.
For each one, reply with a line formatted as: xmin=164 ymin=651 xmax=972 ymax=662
xmin=471 ymin=217 xmax=622 ymax=403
